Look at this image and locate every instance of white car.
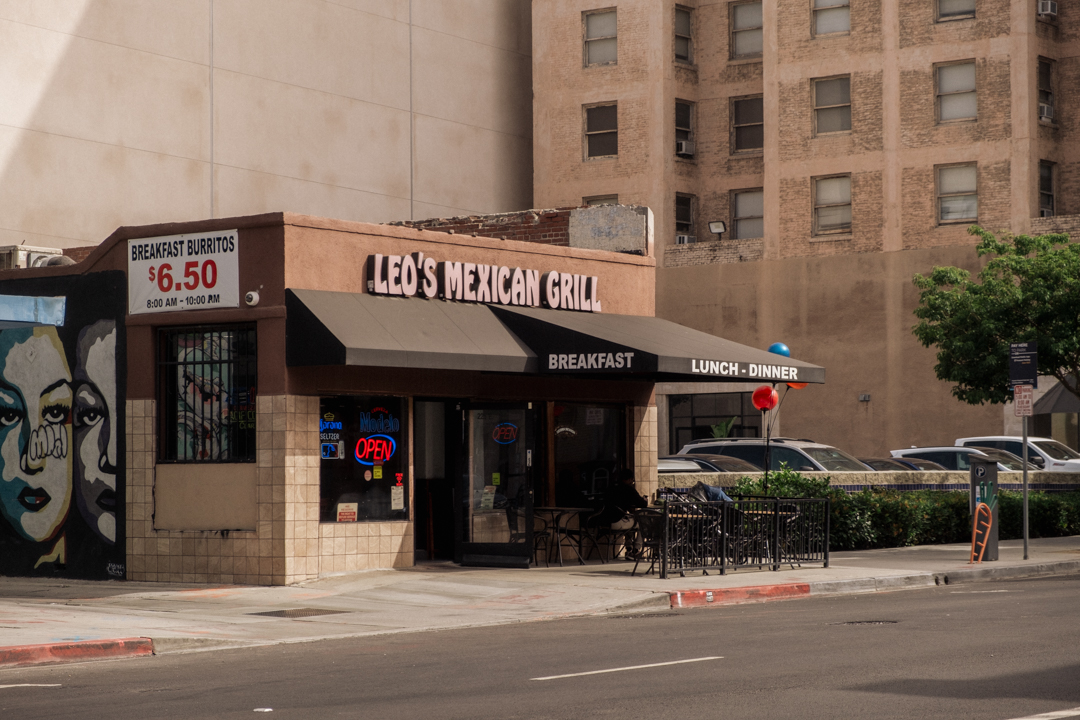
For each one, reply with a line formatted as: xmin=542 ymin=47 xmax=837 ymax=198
xmin=890 ymin=446 xmax=1030 ymax=472
xmin=955 ymin=436 xmax=1080 ymax=473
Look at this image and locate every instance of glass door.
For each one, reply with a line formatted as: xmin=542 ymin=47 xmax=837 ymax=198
xmin=457 ymin=403 xmax=535 ymax=567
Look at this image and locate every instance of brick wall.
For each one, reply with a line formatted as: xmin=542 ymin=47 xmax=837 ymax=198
xmin=901 ymin=160 xmax=1011 ymax=250
xmin=1030 ymin=214 xmax=1080 ymax=237
xmin=393 ymin=208 xmax=574 ymax=246
xmin=63 ymin=246 xmax=95 ymax=263
xmin=664 ymin=238 xmax=765 ymax=267
xmin=899 ymin=0 xmax=1010 ymax=49
xmin=899 ymin=58 xmax=1012 ymax=150
xmin=777 ymin=0 xmax=883 ymax=62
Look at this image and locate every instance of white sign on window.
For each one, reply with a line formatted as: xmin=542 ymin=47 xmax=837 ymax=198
xmin=128 ymin=230 xmax=240 ymax=315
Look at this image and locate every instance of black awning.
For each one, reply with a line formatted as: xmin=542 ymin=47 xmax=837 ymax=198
xmin=489 ymin=306 xmax=824 ymax=384
xmin=286 ymin=289 xmax=536 ymax=373
xmin=286 ymin=290 xmax=825 ymax=384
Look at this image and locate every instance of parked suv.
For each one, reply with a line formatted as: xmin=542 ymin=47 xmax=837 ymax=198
xmin=677 ymin=438 xmax=871 ymax=472
xmin=891 ymin=446 xmax=1030 ymax=472
xmin=954 ymin=436 xmax=1080 ymax=473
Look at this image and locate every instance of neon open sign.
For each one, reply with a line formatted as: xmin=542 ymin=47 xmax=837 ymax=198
xmin=355 ymin=434 xmax=396 ymax=465
xmin=492 ymin=423 xmax=518 ymax=445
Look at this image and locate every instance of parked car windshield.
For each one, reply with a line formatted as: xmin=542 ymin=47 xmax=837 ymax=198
xmin=801 ymin=447 xmax=869 ymax=471
xmin=971 ymin=447 xmax=1029 ymax=471
xmin=1034 ymin=440 xmax=1080 ymax=461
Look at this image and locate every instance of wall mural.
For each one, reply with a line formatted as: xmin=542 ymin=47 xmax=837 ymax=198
xmin=0 ymin=272 xmax=125 ymax=579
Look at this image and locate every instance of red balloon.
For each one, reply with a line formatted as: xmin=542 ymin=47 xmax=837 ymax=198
xmin=787 ymin=382 xmax=808 ymax=390
xmin=752 ymin=385 xmax=779 ymax=411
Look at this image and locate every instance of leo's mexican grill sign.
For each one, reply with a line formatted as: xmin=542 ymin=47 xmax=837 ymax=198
xmin=128 ymin=230 xmax=240 ymax=315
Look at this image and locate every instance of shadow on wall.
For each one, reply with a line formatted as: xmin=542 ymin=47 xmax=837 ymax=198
xmin=0 ymin=271 xmax=126 ymax=579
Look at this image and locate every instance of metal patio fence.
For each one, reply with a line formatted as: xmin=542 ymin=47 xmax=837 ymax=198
xmin=636 ymin=495 xmax=830 ymax=579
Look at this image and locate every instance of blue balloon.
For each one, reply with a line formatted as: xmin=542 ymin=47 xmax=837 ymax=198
xmin=768 ymin=342 xmax=791 ymax=357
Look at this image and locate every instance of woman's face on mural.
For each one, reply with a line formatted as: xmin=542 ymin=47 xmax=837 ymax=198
xmin=74 ymin=322 xmax=117 ymax=544
xmin=0 ymin=328 xmax=73 ymax=543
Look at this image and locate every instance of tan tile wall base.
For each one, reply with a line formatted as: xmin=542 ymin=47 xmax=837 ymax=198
xmin=125 ymin=395 xmax=413 ymax=586
xmin=633 ymin=405 xmax=659 ymax=502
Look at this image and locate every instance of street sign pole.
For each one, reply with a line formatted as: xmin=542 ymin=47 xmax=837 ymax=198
xmin=1010 ymin=342 xmax=1037 ymax=561
xmin=1022 ymin=413 xmax=1029 ymax=559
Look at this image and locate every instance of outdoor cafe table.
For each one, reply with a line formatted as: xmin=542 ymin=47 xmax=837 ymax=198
xmin=534 ymin=507 xmax=594 ymax=566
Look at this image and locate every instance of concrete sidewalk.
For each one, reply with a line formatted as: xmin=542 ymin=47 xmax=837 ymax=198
xmin=1 ymin=536 xmax=1078 ymax=668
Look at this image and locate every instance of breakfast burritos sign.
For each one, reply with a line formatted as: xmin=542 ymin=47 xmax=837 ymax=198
xmin=366 ymin=253 xmax=602 ymax=313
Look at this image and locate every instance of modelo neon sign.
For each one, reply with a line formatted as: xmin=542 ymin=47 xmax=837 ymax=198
xmin=355 ymin=434 xmax=396 ymax=465
xmin=367 ymin=253 xmax=602 ymax=313
xmin=492 ymin=423 xmax=518 ymax=444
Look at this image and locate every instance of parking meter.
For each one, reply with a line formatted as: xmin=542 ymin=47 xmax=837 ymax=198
xmin=969 ymin=458 xmax=999 ymax=561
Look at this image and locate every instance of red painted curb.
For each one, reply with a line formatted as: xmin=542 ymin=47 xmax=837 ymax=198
xmin=670 ymin=583 xmax=811 ymax=608
xmin=0 ymin=637 xmax=154 ymax=668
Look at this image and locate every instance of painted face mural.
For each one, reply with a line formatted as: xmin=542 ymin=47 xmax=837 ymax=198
xmin=73 ymin=321 xmax=118 ymax=544
xmin=0 ymin=327 xmax=73 ymax=553
xmin=0 ymin=270 xmax=125 ymax=580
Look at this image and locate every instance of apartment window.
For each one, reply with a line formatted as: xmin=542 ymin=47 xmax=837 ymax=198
xmin=584 ymin=194 xmax=618 ymax=206
xmin=814 ymin=76 xmax=851 ymax=134
xmin=675 ymin=7 xmax=692 ymax=62
xmin=675 ymin=194 xmax=695 ymax=236
xmin=585 ymin=9 xmax=617 ymax=66
xmin=813 ymin=0 xmax=850 ymax=35
xmin=733 ymin=190 xmax=764 ymax=239
xmin=1039 ymin=162 xmax=1054 ymax=217
xmin=676 ymin=101 xmax=693 ymax=154
xmin=1038 ymin=59 xmax=1054 ymax=121
xmin=733 ymin=96 xmax=764 ymax=151
xmin=937 ymin=164 xmax=978 ymax=223
xmin=731 ymin=2 xmax=763 ymax=58
xmin=937 ymin=0 xmax=975 ymax=20
xmin=813 ymin=175 xmax=852 ymax=234
xmin=585 ymin=104 xmax=618 ymax=158
xmin=937 ymin=61 xmax=976 ymax=122
xmin=159 ymin=325 xmax=257 ymax=463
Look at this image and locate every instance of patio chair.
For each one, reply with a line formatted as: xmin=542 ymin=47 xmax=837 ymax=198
xmin=631 ymin=508 xmax=667 ymax=577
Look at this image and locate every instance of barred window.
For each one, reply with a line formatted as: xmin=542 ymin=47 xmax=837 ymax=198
xmin=159 ymin=325 xmax=257 ymax=462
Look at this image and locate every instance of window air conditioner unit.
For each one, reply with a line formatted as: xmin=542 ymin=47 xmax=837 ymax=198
xmin=675 ymin=140 xmax=695 ymax=157
xmin=1041 ymin=208 xmax=1054 ymax=218
xmin=1038 ymin=0 xmax=1057 ymax=17
xmin=675 ymin=234 xmax=695 ymax=245
xmin=1039 ymin=103 xmax=1054 ymax=120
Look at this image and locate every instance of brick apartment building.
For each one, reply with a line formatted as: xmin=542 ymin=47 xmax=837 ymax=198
xmin=532 ymin=0 xmax=1079 ymax=456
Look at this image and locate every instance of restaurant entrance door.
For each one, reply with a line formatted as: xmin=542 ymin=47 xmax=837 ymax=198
xmin=457 ymin=403 xmax=537 ymax=568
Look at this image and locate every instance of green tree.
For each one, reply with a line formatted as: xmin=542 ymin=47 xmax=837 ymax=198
xmin=912 ymin=226 xmax=1080 ymax=405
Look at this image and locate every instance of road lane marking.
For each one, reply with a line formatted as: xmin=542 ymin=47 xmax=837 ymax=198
xmin=1005 ymin=707 xmax=1080 ymax=719
xmin=0 ymin=684 xmax=62 ymax=690
xmin=531 ymin=656 xmax=723 ymax=681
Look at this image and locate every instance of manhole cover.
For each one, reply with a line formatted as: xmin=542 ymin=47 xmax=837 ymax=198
xmin=831 ymin=620 xmax=899 ymax=626
xmin=250 ymin=608 xmax=351 ymax=619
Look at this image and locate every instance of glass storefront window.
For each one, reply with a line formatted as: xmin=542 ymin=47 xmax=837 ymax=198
xmin=553 ymin=403 xmax=626 ymax=506
xmin=319 ymin=396 xmax=408 ymax=522
xmin=669 ymin=392 xmax=761 ymax=454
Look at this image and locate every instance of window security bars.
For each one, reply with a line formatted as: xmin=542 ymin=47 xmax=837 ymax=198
xmin=159 ymin=325 xmax=257 ymax=462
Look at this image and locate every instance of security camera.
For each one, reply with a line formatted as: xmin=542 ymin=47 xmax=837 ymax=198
xmin=245 ymin=291 xmax=260 ymax=307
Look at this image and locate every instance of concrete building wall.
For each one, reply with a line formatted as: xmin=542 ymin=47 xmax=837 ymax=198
xmin=0 ymin=0 xmax=533 ymax=250
xmin=656 ymin=245 xmax=1004 ymax=458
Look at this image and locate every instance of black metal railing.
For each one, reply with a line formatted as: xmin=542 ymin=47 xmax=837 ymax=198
xmin=636 ymin=495 xmax=830 ymax=579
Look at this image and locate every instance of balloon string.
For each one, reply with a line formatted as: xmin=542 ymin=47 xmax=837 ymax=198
xmin=767 ymin=384 xmax=788 ymax=436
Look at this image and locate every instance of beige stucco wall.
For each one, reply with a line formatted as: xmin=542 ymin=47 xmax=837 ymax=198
xmin=656 ymin=245 xmax=1005 ymax=458
xmin=0 ymin=0 xmax=533 ymax=250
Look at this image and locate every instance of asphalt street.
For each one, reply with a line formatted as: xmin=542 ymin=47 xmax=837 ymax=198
xmin=2 ymin=575 xmax=1079 ymax=720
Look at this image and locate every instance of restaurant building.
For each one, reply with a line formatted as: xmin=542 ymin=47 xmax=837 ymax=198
xmin=0 ymin=211 xmax=822 ymax=584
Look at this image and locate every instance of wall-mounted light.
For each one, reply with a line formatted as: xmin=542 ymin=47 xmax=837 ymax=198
xmin=708 ymin=221 xmax=727 ymax=238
